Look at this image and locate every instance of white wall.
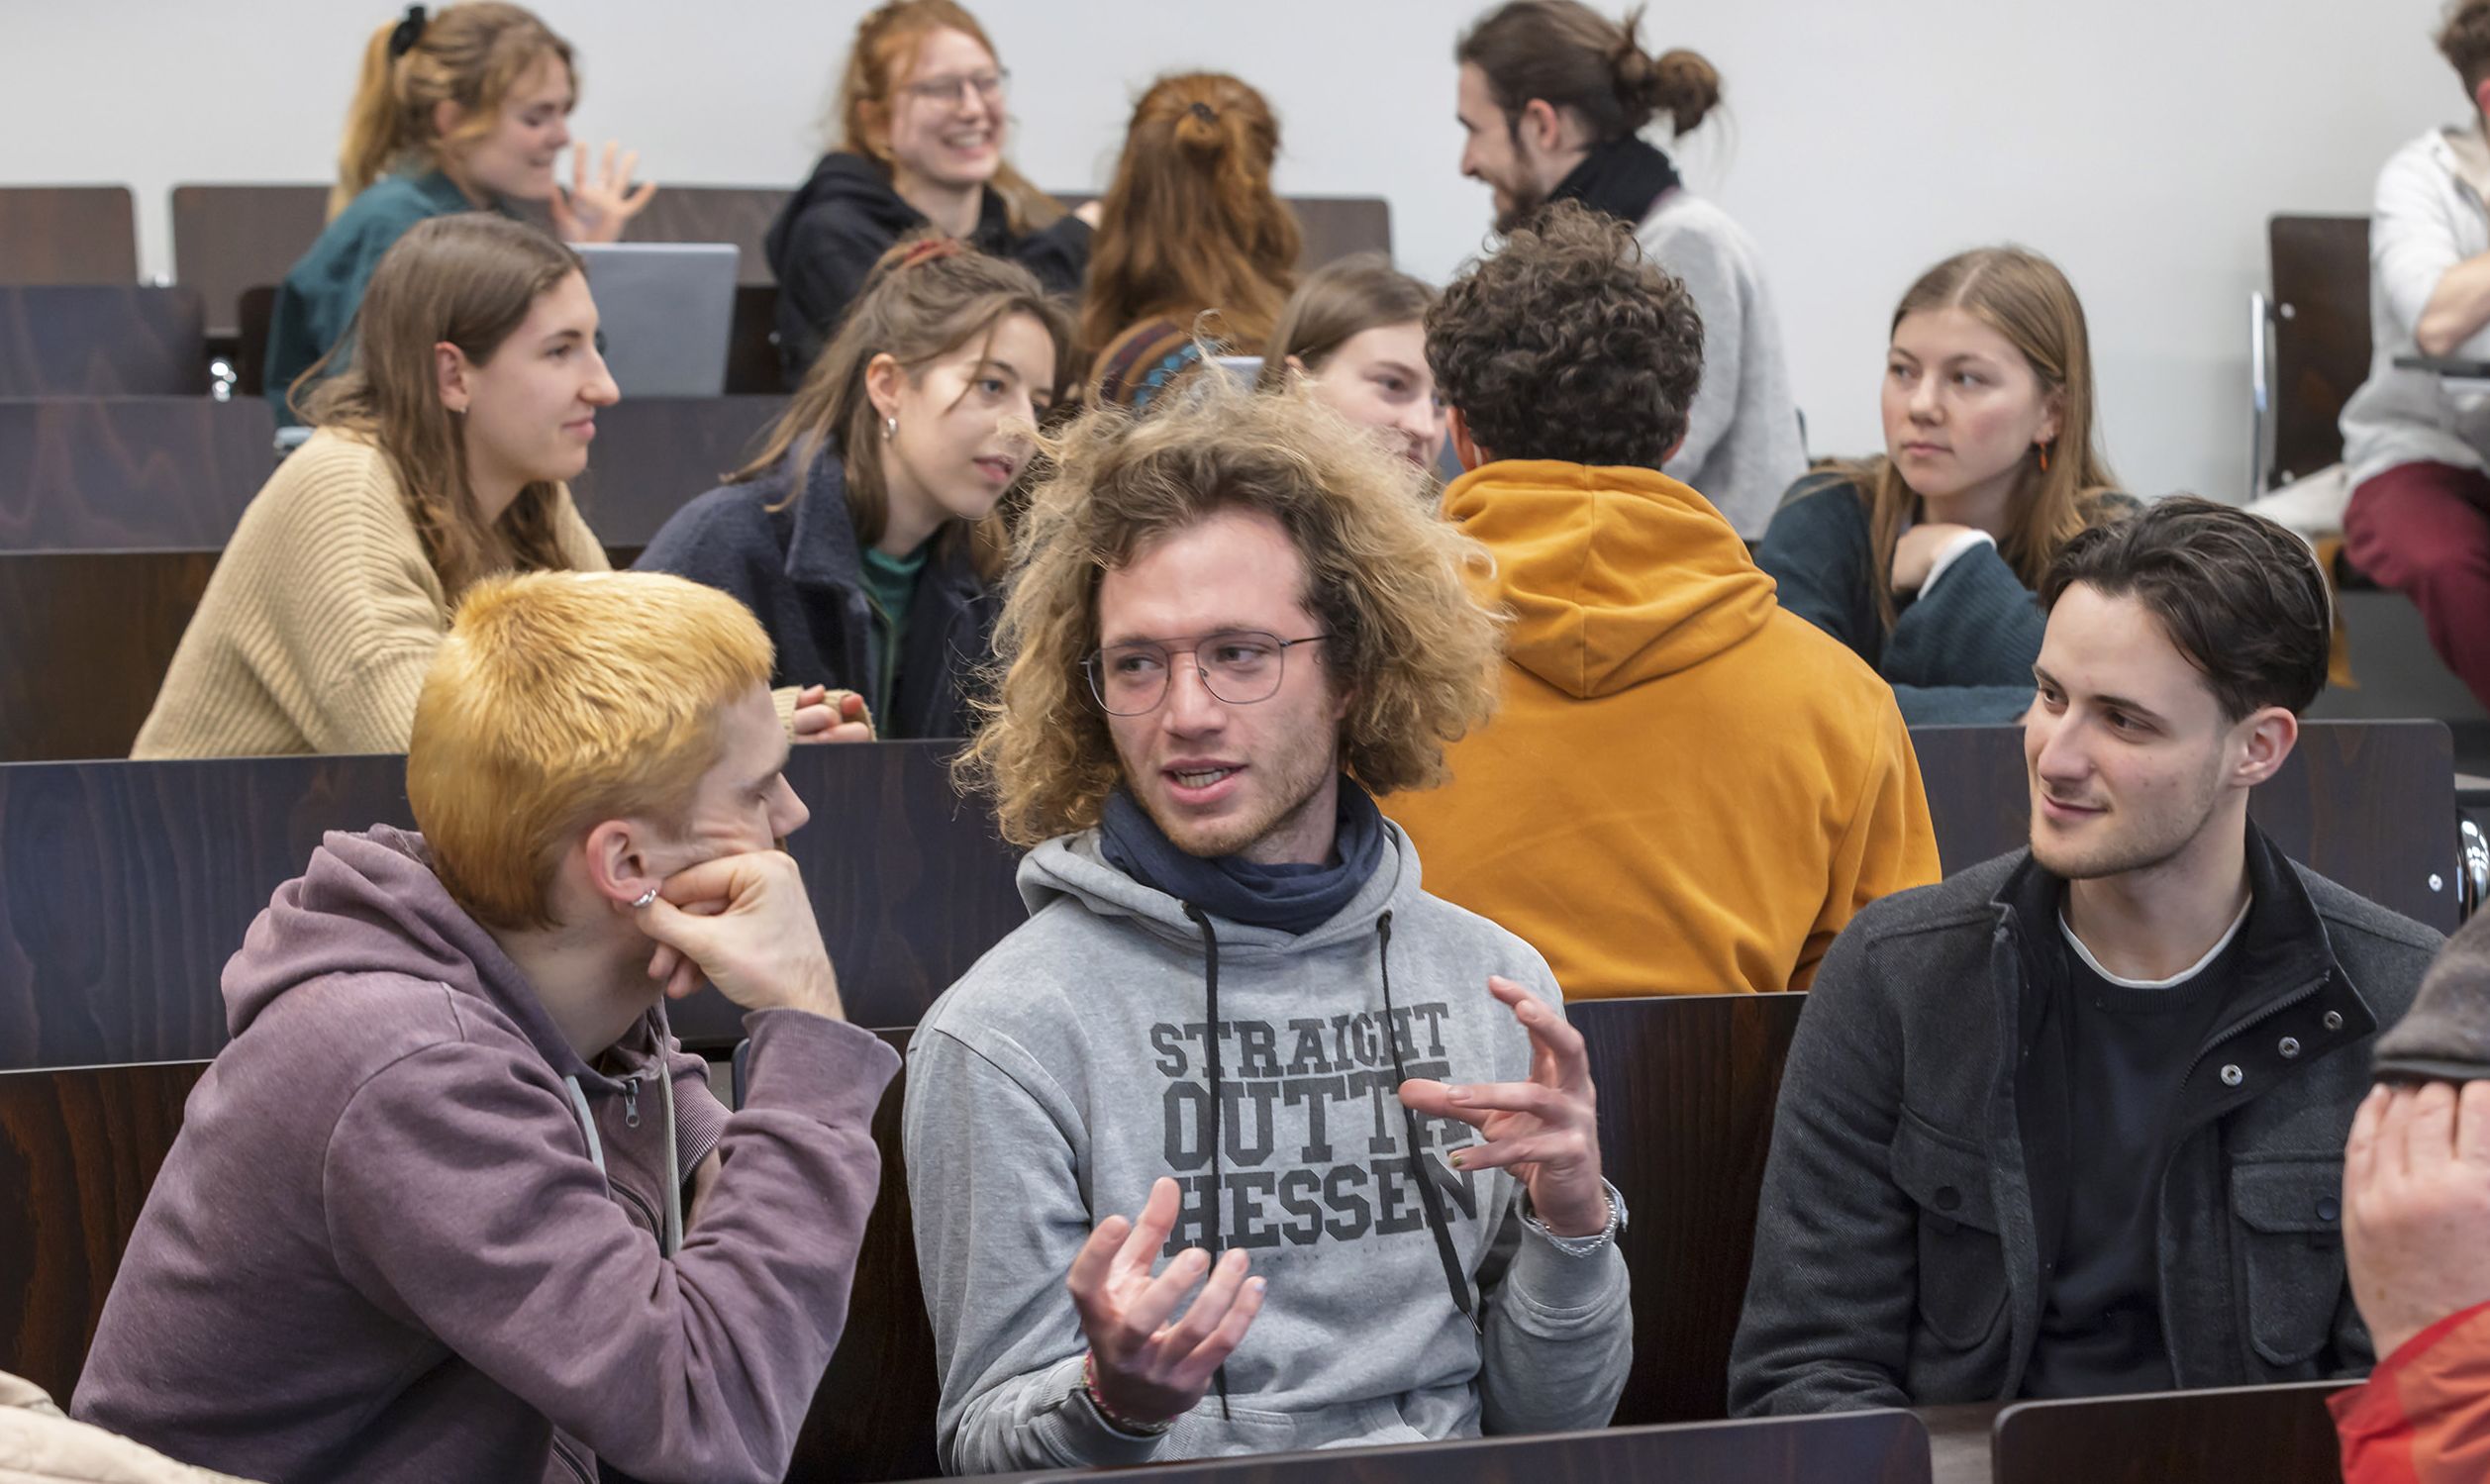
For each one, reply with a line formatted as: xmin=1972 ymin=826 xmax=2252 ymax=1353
xmin=0 ymin=0 xmax=2462 ymax=503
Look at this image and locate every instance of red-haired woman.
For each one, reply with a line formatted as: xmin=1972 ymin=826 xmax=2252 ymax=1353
xmin=1081 ymin=72 xmax=1302 ymax=411
xmin=767 ymin=0 xmax=1093 ymax=377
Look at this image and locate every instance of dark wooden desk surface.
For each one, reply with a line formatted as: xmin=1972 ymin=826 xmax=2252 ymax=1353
xmin=0 ymin=742 xmax=1023 ymax=1070
xmin=0 ymin=188 xmax=138 ymax=285
xmin=876 ymin=1412 xmax=1930 ymax=1484
xmin=0 ymin=288 xmax=208 ymax=398
xmin=1578 ymin=993 xmax=1803 ymax=1424
xmin=1991 ymin=1380 xmax=2348 ymax=1483
xmin=0 ymin=396 xmax=275 ymax=549
xmin=1912 ymin=720 xmax=2456 ymax=931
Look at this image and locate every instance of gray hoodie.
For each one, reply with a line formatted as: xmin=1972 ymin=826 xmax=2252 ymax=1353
xmin=902 ymin=822 xmax=1632 ymax=1474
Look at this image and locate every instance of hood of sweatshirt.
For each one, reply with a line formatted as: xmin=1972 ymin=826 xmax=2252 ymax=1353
xmin=1443 ymin=459 xmax=1776 ymax=699
xmin=764 ymin=151 xmax=924 ymax=283
xmin=224 ymin=825 xmax=647 ymax=1095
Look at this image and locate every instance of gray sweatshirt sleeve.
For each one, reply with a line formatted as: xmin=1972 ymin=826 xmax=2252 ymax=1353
xmin=1477 ymin=1200 xmax=1632 ymax=1433
xmin=1475 ymin=970 xmax=1632 ymax=1434
xmin=902 ymin=1027 xmax=1170 ymax=1475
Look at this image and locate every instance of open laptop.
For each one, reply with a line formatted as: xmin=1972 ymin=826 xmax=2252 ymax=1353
xmin=574 ymin=243 xmax=738 ymax=398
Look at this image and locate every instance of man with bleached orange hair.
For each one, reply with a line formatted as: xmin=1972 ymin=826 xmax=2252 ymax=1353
xmin=76 ymin=571 xmax=897 ymax=1484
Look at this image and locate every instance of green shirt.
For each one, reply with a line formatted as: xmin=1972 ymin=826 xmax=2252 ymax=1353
xmin=265 ymin=170 xmax=503 ymax=423
xmin=859 ymin=541 xmax=931 ymax=722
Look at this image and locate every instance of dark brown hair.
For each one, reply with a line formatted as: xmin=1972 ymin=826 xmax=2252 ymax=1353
xmin=1255 ymin=254 xmax=1437 ymax=390
xmin=1078 ymin=73 xmax=1302 ymax=360
xmin=301 ymin=214 xmax=584 ymax=596
xmin=1456 ymin=1 xmax=1720 ymax=142
xmin=2040 ymin=496 xmax=2332 ymax=723
xmin=735 ymin=238 xmax=1072 ymax=580
xmin=1425 ymin=200 xmax=1702 ymax=467
xmin=2441 ymin=0 xmax=2490 ymax=96
xmin=832 ymin=0 xmax=1064 ymax=234
xmin=334 ymin=3 xmax=573 ymax=217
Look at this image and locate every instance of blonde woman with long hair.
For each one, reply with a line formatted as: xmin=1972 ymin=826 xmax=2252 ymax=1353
xmin=1753 ymin=247 xmax=2135 ymax=724
xmin=266 ymin=3 xmax=655 ymax=419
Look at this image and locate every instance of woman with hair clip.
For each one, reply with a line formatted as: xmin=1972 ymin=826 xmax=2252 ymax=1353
xmin=265 ymin=2 xmax=655 ymax=420
xmin=1084 ymin=72 xmax=1301 ymax=411
xmin=768 ymin=0 xmax=1093 ymax=379
xmin=1751 ymin=247 xmax=2135 ymax=725
xmin=1257 ymin=253 xmax=1445 ymax=472
xmin=637 ymin=240 xmax=1071 ymax=740
xmin=1455 ymin=0 xmax=1803 ymax=537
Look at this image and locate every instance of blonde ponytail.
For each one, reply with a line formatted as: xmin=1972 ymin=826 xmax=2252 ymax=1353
xmin=333 ymin=21 xmax=410 ymax=218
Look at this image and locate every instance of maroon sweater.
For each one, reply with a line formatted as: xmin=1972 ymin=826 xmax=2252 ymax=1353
xmin=73 ymin=827 xmax=899 ymax=1483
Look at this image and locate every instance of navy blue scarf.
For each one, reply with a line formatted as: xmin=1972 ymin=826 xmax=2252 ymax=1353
xmin=1547 ymin=135 xmax=1681 ymax=228
xmin=1097 ymin=778 xmax=1386 ymax=935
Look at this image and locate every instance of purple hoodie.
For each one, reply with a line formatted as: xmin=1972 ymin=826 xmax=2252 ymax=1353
xmin=72 ymin=827 xmax=900 ymax=1484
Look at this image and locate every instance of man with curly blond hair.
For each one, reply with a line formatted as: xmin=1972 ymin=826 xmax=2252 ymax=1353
xmin=904 ymin=377 xmax=1632 ymax=1472
xmin=1387 ymin=201 xmax=1939 ymax=1001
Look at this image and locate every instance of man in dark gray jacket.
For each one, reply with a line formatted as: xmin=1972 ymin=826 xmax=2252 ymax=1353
xmin=1731 ymin=497 xmax=2443 ymax=1414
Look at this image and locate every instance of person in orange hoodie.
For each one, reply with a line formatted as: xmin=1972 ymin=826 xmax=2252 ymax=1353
xmin=2334 ymin=908 xmax=2490 ymax=1484
xmin=1386 ymin=201 xmax=1940 ymax=998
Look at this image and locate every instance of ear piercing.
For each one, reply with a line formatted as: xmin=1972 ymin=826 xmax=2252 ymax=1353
xmin=631 ymin=886 xmax=659 ymax=909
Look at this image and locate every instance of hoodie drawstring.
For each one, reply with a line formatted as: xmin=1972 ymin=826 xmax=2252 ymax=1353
xmin=563 ymin=1074 xmax=605 ymax=1174
xmin=1174 ymin=907 xmax=1480 ymax=1422
xmin=1377 ymin=912 xmax=1483 ymax=1334
xmin=563 ymin=1066 xmax=683 ymax=1259
xmin=1180 ymin=904 xmax=1235 ymax=1421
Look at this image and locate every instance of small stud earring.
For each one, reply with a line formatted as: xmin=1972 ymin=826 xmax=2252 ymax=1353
xmin=631 ymin=885 xmax=659 ymax=909
xmin=884 ymin=415 xmax=898 ymax=440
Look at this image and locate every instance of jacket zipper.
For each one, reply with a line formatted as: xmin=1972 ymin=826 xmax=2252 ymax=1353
xmin=2180 ymin=972 xmax=2329 ymax=1087
xmin=551 ymin=1437 xmax=593 ymax=1482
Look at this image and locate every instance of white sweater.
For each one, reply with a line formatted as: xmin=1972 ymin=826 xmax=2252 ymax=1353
xmin=2341 ymin=125 xmax=2490 ymax=487
xmin=1639 ymin=189 xmax=1807 ymax=538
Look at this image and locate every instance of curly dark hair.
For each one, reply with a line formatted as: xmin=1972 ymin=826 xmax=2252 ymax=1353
xmin=2040 ymin=496 xmax=2332 ymax=723
xmin=2440 ymin=0 xmax=2490 ymax=95
xmin=1425 ymin=200 xmax=1704 ymax=468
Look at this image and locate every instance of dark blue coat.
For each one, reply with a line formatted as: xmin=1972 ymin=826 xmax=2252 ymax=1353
xmin=634 ymin=450 xmax=992 ymax=740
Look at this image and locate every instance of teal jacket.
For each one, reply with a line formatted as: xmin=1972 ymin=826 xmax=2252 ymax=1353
xmin=1752 ymin=472 xmax=2135 ymax=726
xmin=265 ymin=171 xmax=505 ymax=422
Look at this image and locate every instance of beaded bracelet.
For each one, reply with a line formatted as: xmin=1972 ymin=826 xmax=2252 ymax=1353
xmin=1081 ymin=1349 xmax=1175 ymax=1437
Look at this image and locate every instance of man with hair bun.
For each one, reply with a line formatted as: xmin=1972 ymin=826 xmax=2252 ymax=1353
xmin=2339 ymin=0 xmax=2490 ymax=716
xmin=909 ymin=375 xmax=1631 ymax=1471
xmin=1733 ymin=498 xmax=2441 ymax=1414
xmin=77 ymin=570 xmax=896 ymax=1483
xmin=1394 ymin=200 xmax=1938 ymax=1000
xmin=1453 ymin=0 xmax=1802 ymax=536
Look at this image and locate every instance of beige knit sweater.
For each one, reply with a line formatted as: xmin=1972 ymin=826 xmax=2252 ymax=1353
xmin=132 ymin=428 xmax=609 ymax=759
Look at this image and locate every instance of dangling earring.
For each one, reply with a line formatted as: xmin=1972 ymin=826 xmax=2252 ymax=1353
xmin=2037 ymin=442 xmax=2051 ymax=472
xmin=884 ymin=415 xmax=898 ymax=440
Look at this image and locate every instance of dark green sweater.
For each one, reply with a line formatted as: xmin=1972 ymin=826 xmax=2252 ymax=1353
xmin=1753 ymin=473 xmax=2052 ymax=725
xmin=264 ymin=171 xmax=504 ymax=423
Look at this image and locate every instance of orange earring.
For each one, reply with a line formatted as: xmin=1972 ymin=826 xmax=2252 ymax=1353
xmin=2038 ymin=443 xmax=2051 ymax=472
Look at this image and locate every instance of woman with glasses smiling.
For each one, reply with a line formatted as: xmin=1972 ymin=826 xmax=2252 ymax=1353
xmin=767 ymin=0 xmax=1095 ymax=379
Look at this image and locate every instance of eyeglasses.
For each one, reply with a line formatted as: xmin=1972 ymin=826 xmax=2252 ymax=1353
xmin=900 ymin=69 xmax=1009 ymax=108
xmin=1083 ymin=631 xmax=1331 ymax=716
